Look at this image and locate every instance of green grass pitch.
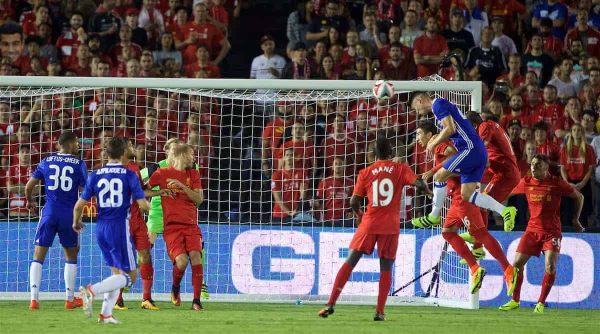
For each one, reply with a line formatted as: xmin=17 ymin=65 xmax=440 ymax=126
xmin=1 ymin=301 xmax=598 ymax=334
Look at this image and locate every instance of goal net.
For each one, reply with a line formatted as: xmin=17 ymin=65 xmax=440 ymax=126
xmin=0 ymin=76 xmax=481 ymax=309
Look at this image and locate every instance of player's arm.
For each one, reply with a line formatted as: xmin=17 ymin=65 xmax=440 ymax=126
xmin=412 ymin=178 xmax=432 ymax=197
xmin=24 ymin=177 xmax=42 ymax=209
xmin=426 ymin=116 xmax=455 ymax=152
xmin=423 ymin=145 xmax=458 ymax=180
xmin=167 ymin=178 xmax=203 ymax=206
xmin=72 ymin=198 xmax=88 ymax=233
xmin=349 ymin=194 xmax=364 ymax=224
xmin=137 ymin=198 xmax=151 ymax=212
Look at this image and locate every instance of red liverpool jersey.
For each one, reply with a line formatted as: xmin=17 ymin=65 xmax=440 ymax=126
xmin=126 ymin=162 xmax=145 ymax=227
xmin=512 ymin=175 xmax=574 ymax=236
xmin=148 ymin=167 xmax=202 ymax=225
xmin=478 ymin=120 xmax=518 ymax=172
xmin=353 ymin=160 xmax=417 ymax=234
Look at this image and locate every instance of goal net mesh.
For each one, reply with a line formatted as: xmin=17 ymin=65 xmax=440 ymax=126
xmin=0 ymin=76 xmax=474 ymax=308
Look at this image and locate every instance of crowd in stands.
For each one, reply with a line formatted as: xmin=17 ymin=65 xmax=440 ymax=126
xmin=0 ymin=0 xmax=600 ymax=231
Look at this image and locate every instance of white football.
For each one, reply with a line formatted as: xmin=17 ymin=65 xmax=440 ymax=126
xmin=372 ymin=80 xmax=395 ymax=100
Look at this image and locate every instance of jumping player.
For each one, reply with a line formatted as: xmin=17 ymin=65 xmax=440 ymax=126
xmin=148 ymin=143 xmax=204 ymax=310
xmin=25 ymin=132 xmax=88 ymax=310
xmin=499 ymin=154 xmax=583 ymax=313
xmin=409 ymin=93 xmax=517 ymax=231
xmin=318 ymin=136 xmax=430 ymax=321
xmin=74 ymin=137 xmax=150 ymax=324
xmin=417 ymin=121 xmax=518 ymax=295
xmin=461 ymin=112 xmax=521 ymax=261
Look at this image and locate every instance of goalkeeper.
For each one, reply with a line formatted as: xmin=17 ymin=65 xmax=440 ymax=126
xmin=141 ymin=138 xmax=209 ymax=300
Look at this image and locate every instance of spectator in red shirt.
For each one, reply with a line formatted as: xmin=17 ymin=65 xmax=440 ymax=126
xmin=273 ymin=120 xmax=316 ymax=171
xmin=138 ymin=0 xmax=166 ymax=47
xmin=500 ymin=94 xmax=531 ymax=130
xmin=533 ymin=121 xmax=561 ymax=163
xmin=423 ymin=0 xmax=448 ymax=29
xmin=66 ymin=43 xmax=92 ymax=76
xmin=377 ymin=25 xmax=402 ymax=65
xmin=22 ymin=4 xmax=49 ymax=37
xmin=559 ymin=123 xmax=595 ymax=226
xmin=527 ymin=18 xmax=564 ymax=61
xmin=496 ymin=54 xmax=526 ymax=94
xmin=313 ymin=157 xmax=354 ymax=224
xmin=531 ymin=85 xmax=565 ymax=127
xmin=321 ymin=115 xmax=355 ymax=176
xmin=271 ymin=148 xmax=308 ymax=222
xmin=176 ymin=2 xmax=231 ymax=66
xmin=124 ymin=8 xmax=149 ymax=49
xmin=0 ymin=21 xmax=28 ymax=74
xmin=86 ymin=129 xmax=112 ymax=169
xmin=109 ymin=24 xmax=143 ymax=65
xmin=506 ymin=119 xmax=524 ymax=160
xmin=206 ymin=0 xmax=230 ymax=28
xmin=184 ymin=44 xmax=221 ymax=78
xmin=556 ymin=96 xmax=582 ymax=141
xmin=7 ymin=145 xmax=36 ymax=218
xmin=2 ymin=123 xmax=41 ymax=167
xmin=382 ymin=42 xmax=417 ymax=80
xmin=261 ymin=104 xmax=294 ymax=178
xmin=565 ymin=9 xmax=600 ymax=59
xmin=485 ymin=0 xmax=525 ymax=37
xmin=139 ymin=51 xmax=160 ymax=77
xmin=136 ymin=115 xmax=168 ymax=162
xmin=55 ymin=11 xmax=86 ymax=68
xmin=413 ymin=16 xmax=448 ymax=77
xmin=163 ymin=0 xmax=182 ymax=33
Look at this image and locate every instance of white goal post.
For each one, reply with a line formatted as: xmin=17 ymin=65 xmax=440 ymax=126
xmin=0 ymin=76 xmax=481 ymax=309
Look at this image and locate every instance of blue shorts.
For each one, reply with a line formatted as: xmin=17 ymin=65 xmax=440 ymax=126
xmin=34 ymin=208 xmax=78 ymax=248
xmin=442 ymin=144 xmax=488 ymax=184
xmin=96 ymin=220 xmax=137 ymax=273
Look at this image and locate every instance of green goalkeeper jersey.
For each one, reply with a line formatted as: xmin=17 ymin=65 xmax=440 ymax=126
xmin=141 ymin=159 xmax=200 ymax=233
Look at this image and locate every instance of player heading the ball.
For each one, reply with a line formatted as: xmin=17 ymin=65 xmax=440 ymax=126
xmin=319 ymin=136 xmax=430 ymax=321
xmin=409 ymin=92 xmax=517 ymax=231
xmin=73 ymin=137 xmax=150 ymax=324
xmin=26 ymin=131 xmax=88 ymax=311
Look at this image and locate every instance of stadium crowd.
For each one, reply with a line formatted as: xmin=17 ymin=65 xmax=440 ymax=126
xmin=0 ymin=0 xmax=600 ymax=231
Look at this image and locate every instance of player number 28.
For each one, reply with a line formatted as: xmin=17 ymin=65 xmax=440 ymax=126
xmin=47 ymin=165 xmax=74 ymax=191
xmin=97 ymin=179 xmax=123 ymax=208
xmin=372 ymin=178 xmax=394 ymax=207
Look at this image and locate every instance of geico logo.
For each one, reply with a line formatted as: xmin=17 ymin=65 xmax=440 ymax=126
xmin=230 ymin=231 xmax=595 ymax=304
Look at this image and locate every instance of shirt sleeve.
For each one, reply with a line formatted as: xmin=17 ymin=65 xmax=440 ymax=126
xmin=352 ymin=170 xmax=367 ymax=197
xmin=148 ymin=168 xmax=162 ymax=188
xmin=190 ymin=169 xmax=202 ymax=190
xmin=556 ymin=178 xmax=575 ymax=197
xmin=511 ymin=178 xmax=526 ymax=195
xmin=80 ymin=173 xmax=94 ymax=201
xmin=128 ymin=171 xmax=146 ymax=201
xmin=432 ymin=99 xmax=450 ymax=120
xmin=271 ymin=171 xmax=282 ymax=191
xmin=31 ymin=158 xmax=45 ymax=180
xmin=478 ymin=122 xmax=494 ymax=143
xmin=78 ymin=160 xmax=88 ymax=188
xmin=402 ymin=164 xmax=418 ymax=185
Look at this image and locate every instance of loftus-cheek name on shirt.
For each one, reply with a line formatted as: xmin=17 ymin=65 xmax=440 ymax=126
xmin=46 ymin=156 xmax=79 ymax=164
xmin=96 ymin=168 xmax=126 ymax=175
xmin=370 ymin=165 xmax=394 ymax=176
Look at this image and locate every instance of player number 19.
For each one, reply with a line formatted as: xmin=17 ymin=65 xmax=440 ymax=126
xmin=97 ymin=179 xmax=124 ymax=208
xmin=372 ymin=178 xmax=394 ymax=207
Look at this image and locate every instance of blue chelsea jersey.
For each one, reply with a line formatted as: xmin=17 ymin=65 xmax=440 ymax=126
xmin=431 ymin=98 xmax=484 ymax=151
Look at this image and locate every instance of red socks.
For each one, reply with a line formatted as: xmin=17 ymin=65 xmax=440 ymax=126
xmin=472 ymin=229 xmax=510 ymax=271
xmin=172 ymin=265 xmax=185 ymax=288
xmin=513 ymin=269 xmax=524 ymax=302
xmin=140 ymin=263 xmax=154 ymax=300
xmin=377 ymin=271 xmax=392 ymax=314
xmin=442 ymin=232 xmax=478 ymax=272
xmin=538 ymin=272 xmax=556 ymax=304
xmin=192 ymin=264 xmax=203 ymax=300
xmin=327 ymin=262 xmax=353 ymax=306
xmin=473 ymin=210 xmax=489 ymax=250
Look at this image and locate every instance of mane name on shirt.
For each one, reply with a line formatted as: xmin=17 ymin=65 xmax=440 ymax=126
xmin=371 ymin=166 xmax=394 ymax=176
xmin=97 ymin=167 xmax=126 ymax=174
xmin=46 ymin=156 xmax=79 ymax=164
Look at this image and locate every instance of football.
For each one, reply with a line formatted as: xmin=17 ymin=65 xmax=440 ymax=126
xmin=372 ymin=80 xmax=395 ymax=100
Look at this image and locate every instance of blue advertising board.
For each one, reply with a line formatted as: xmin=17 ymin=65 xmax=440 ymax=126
xmin=0 ymin=222 xmax=598 ymax=309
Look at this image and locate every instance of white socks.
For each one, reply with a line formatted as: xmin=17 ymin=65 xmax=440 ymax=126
xmin=100 ymin=289 xmax=119 ymax=317
xmin=64 ymin=262 xmax=77 ymax=302
xmin=430 ymin=182 xmax=447 ymax=217
xmin=90 ymin=275 xmax=128 ymax=296
xmin=29 ymin=261 xmax=42 ymax=301
xmin=470 ymin=191 xmax=505 ymax=214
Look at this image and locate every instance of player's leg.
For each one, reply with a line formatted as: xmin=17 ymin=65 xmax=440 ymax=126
xmin=411 ymin=167 xmax=453 ymax=227
xmin=535 ymin=244 xmax=560 ymax=314
xmin=470 ymin=227 xmax=518 ymax=295
xmin=98 ymin=267 xmax=136 ymax=324
xmin=442 ymin=225 xmax=486 ymax=294
xmin=201 ymin=245 xmax=209 ymax=300
xmin=319 ymin=247 xmax=364 ymax=317
xmin=499 ymin=252 xmax=530 ymax=310
xmin=137 ymin=248 xmax=158 ymax=309
xmin=171 ymin=253 xmax=188 ymax=307
xmin=62 ymin=246 xmax=82 ymax=309
xmin=29 ymin=246 xmax=49 ymax=309
xmin=374 ymin=234 xmax=398 ymax=321
xmin=189 ymin=250 xmax=204 ymax=310
xmin=464 ymin=182 xmax=517 ymax=232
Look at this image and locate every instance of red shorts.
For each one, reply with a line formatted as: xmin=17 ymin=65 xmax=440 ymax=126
xmin=516 ymin=230 xmax=561 ymax=257
xmin=444 ymin=200 xmax=486 ymax=233
xmin=164 ymin=223 xmax=203 ymax=261
xmin=349 ymin=229 xmax=398 ymax=260
xmin=484 ymin=164 xmax=520 ymax=202
xmin=129 ymin=216 xmax=151 ymax=251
